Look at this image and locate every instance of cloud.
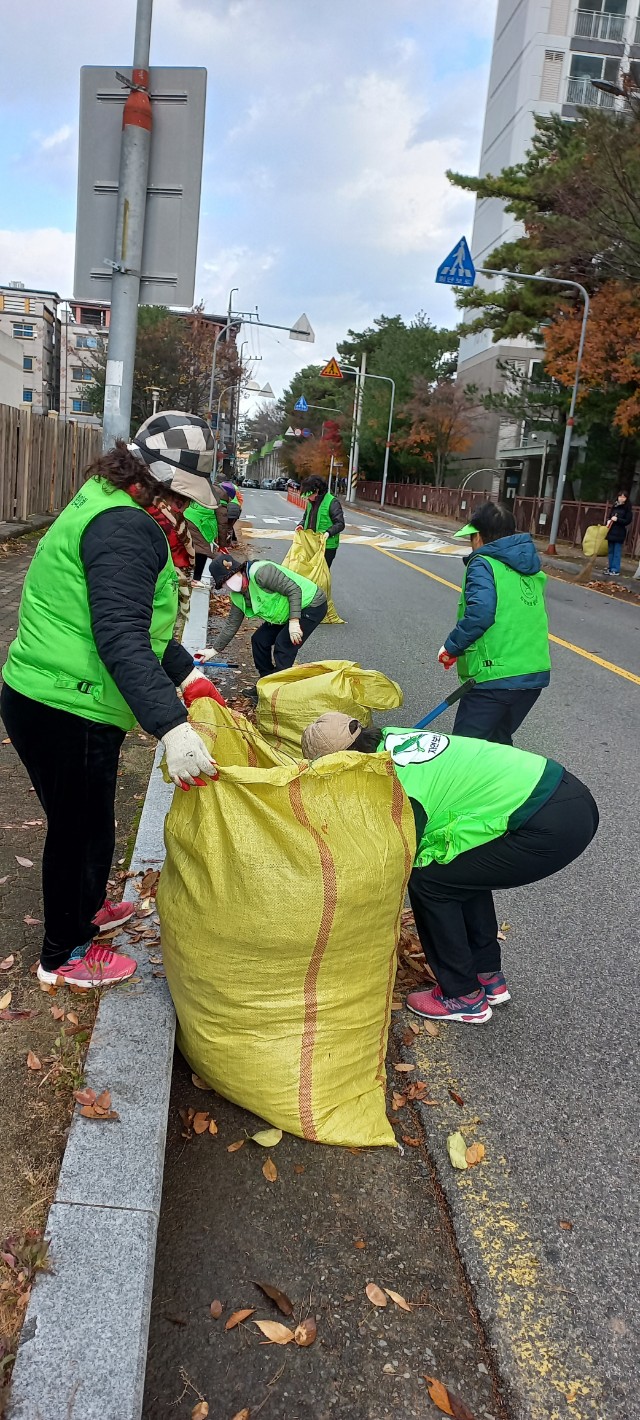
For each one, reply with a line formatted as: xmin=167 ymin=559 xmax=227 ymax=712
xmin=0 ymin=229 xmax=74 ymax=296
xmin=39 ymin=124 xmax=73 ymax=153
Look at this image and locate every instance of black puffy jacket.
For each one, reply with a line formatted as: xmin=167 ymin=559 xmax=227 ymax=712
xmin=607 ymin=501 xmax=633 ymax=544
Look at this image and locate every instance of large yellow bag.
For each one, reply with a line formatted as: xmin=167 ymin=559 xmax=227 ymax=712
xmin=257 ymin=659 xmax=404 ymax=758
xmin=582 ymin=524 xmax=609 ymax=557
xmin=158 ymin=700 xmax=415 ymax=1148
xmin=282 ymin=527 xmax=344 ymax=624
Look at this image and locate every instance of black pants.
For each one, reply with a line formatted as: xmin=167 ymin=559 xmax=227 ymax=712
xmin=251 ymin=597 xmax=327 ymax=677
xmin=325 ymin=547 xmax=337 ymax=569
xmin=193 ymin=552 xmax=209 ymax=580
xmin=408 ymin=771 xmax=599 ymax=998
xmin=453 ymin=683 xmax=542 ymax=745
xmin=1 ymin=684 xmax=125 ymax=971
xmin=228 ymin=514 xmax=241 ymax=545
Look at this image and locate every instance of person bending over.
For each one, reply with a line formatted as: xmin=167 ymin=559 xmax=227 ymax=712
xmin=201 ymin=552 xmax=327 ymax=683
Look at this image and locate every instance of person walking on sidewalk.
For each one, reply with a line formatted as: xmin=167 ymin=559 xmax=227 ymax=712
xmin=1 ymin=411 xmax=225 ymax=992
xmin=438 ymin=502 xmax=550 ymax=745
xmin=605 ymin=491 xmax=633 ymax=576
xmin=201 ymin=551 xmax=327 ymax=682
xmin=301 ymin=714 xmax=598 ymax=1025
xmin=298 ymin=476 xmax=345 ymax=567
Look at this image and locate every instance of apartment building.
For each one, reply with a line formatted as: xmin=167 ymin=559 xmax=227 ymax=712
xmin=0 ymin=328 xmax=25 ymax=408
xmin=0 ymin=283 xmax=61 ymax=414
xmin=59 ymin=300 xmax=110 ymax=426
xmin=457 ymin=0 xmax=640 ymax=495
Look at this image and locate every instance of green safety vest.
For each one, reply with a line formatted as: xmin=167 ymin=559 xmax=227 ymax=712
xmin=185 ymin=501 xmax=219 ymax=546
xmin=379 ymin=727 xmax=562 ymax=868
xmin=456 ymin=555 xmax=551 ymax=684
xmin=303 ymin=491 xmax=340 ymax=549
xmin=3 ymin=477 xmax=178 ymax=731
xmin=230 ymin=560 xmax=319 ymax=623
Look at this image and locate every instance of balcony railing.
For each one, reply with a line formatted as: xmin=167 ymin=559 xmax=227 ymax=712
xmin=574 ymin=10 xmax=626 ymax=42
xmin=566 ymin=74 xmax=616 ymax=106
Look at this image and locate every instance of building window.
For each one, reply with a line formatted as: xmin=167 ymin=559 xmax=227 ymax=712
xmin=13 ymin=323 xmax=34 ymax=339
xmin=72 ymin=398 xmax=92 ymax=414
xmin=79 ymin=307 xmax=105 ymax=327
xmin=567 ymin=54 xmax=620 ymax=106
xmin=23 ymin=355 xmax=33 ymax=372
xmin=75 ymin=335 xmax=98 ymax=350
xmin=23 ymin=388 xmax=33 ymax=403
xmin=72 ymin=366 xmax=93 ymax=383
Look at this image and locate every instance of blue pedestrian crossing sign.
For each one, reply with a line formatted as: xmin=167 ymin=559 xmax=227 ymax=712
xmin=436 ymin=236 xmax=476 ymax=287
xmin=294 ymin=396 xmax=309 ymax=412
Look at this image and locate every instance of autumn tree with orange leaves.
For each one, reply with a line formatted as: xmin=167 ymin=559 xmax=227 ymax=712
xmin=544 ymin=283 xmax=640 ymax=438
xmin=399 ymin=378 xmax=476 ymax=486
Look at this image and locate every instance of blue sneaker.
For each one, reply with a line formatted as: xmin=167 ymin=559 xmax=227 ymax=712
xmin=477 ymin=971 xmax=511 ymax=1006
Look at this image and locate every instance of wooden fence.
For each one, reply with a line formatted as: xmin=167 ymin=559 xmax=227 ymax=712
xmin=0 ymin=405 xmax=103 ymax=524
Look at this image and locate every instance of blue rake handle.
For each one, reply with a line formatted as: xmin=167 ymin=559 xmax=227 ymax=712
xmin=413 ymin=678 xmax=476 ymax=730
xmin=195 ymin=660 xmax=239 ymax=670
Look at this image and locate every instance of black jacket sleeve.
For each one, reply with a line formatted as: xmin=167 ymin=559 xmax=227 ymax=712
xmin=161 ymin=639 xmax=194 ymax=686
xmin=327 ymin=496 xmax=345 ymax=539
xmin=81 ymin=507 xmax=189 ymax=739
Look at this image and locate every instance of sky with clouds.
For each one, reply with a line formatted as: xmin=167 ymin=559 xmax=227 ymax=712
xmin=0 ymin=0 xmax=496 ymax=396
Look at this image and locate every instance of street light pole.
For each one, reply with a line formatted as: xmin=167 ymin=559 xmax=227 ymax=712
xmin=476 ymin=267 xmax=590 ymax=554
xmin=102 ymin=0 xmax=154 ymax=447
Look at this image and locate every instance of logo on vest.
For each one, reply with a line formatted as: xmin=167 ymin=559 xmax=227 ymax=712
xmin=386 ymin=732 xmax=450 ymax=766
xmin=519 ymin=576 xmax=538 ymax=605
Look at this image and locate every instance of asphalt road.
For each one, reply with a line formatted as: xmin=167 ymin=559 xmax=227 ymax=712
xmin=146 ymin=489 xmax=640 ymax=1420
xmin=239 ymin=490 xmax=640 ymax=1416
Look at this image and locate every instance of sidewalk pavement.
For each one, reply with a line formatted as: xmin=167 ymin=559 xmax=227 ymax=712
xmin=0 ymin=517 xmax=53 ymax=543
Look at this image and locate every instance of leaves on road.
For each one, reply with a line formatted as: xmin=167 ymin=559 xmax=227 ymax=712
xmin=262 ymin=1158 xmax=278 ymax=1183
xmin=465 ymin=1142 xmax=485 ymax=1167
xmin=447 ymin=1132 xmax=468 ymax=1171
xmin=365 ymin=1282 xmax=387 ymax=1308
xmin=424 ymin=1374 xmax=478 ymax=1419
xmin=384 ymin=1288 xmax=412 ymax=1311
xmin=15 ymin=856 xmax=33 ymax=868
xmin=294 ymin=1317 xmax=317 ymax=1346
xmin=191 ymin=1404 xmax=209 ymax=1420
xmin=253 ymin=1281 xmax=294 ymax=1316
xmin=0 ymin=954 xmax=14 ymax=970
xmin=227 ymin=1140 xmax=245 ymax=1153
xmin=251 ymin=1127 xmax=283 ymax=1148
xmin=191 ymin=1073 xmax=212 ymax=1090
xmin=225 ymin=1308 xmax=255 ymax=1331
xmin=254 ymin=1319 xmax=295 ymax=1345
xmin=192 ymin=1112 xmax=210 ymax=1135
xmin=23 ymin=915 xmax=41 ymax=925
xmin=422 ymin=1020 xmax=440 ymax=1037
xmin=0 ymin=990 xmax=12 ymax=1010
xmin=26 ymin=1050 xmax=42 ymax=1071
xmin=448 ymin=1090 xmax=465 ymax=1108
xmin=77 ymin=1088 xmax=119 ymax=1122
xmin=395 ymin=1062 xmax=414 ymax=1073
xmin=559 ymin=1220 xmax=573 ymax=1231
xmin=230 ymin=1411 xmax=251 ymax=1420
xmin=1 ymin=1007 xmax=34 ymax=1021
xmin=210 ymin=1299 xmax=223 ymax=1318
xmin=391 ymin=1091 xmax=406 ymax=1111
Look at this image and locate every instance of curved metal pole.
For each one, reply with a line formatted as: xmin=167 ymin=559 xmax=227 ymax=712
xmin=338 ymin=367 xmax=395 ymax=506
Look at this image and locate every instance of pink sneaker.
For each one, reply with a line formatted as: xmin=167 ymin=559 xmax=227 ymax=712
xmin=406 ymin=985 xmax=492 ymax=1025
xmin=37 ymin=943 xmax=137 ymax=990
xmin=92 ymin=900 xmax=136 ymax=932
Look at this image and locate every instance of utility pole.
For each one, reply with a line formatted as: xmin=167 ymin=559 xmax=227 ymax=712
xmin=102 ymin=0 xmax=154 ymax=448
xmin=347 ymin=351 xmax=366 ymax=502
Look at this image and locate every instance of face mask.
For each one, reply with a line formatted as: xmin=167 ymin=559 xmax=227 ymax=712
xmin=225 ymin=573 xmax=244 ymax=592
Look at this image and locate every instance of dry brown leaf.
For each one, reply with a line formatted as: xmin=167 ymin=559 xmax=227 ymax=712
xmin=26 ymin=1050 xmax=42 ymax=1071
xmin=354 ymin=1239 xmax=366 ymax=1249
xmin=225 ymin=1307 xmax=255 ymax=1331
xmin=365 ymin=1282 xmax=387 ymax=1308
xmin=401 ymin=1135 xmax=422 ymax=1148
xmin=395 ymin=1063 xmax=414 ymax=1073
xmin=0 ymin=991 xmax=11 ymax=1010
xmin=80 ymin=1105 xmax=120 ymax=1121
xmin=95 ymin=1090 xmax=112 ymax=1111
xmin=50 ymin=1005 xmax=65 ymax=1020
xmin=384 ymin=1288 xmax=412 ymax=1312
xmin=253 ymin=1281 xmax=294 ymax=1316
xmin=210 ymin=1299 xmax=223 ymax=1319
xmin=0 ymin=1008 xmax=34 ymax=1021
xmin=227 ymin=1140 xmax=245 ymax=1153
xmin=230 ymin=1412 xmax=250 ymax=1420
xmin=402 ymin=1029 xmax=414 ymax=1046
xmin=408 ymin=1019 xmax=420 ymax=1034
xmin=294 ymin=1164 xmax=305 ymax=1175
xmin=253 ymin=1318 xmax=295 ymax=1345
xmin=191 ymin=1404 xmax=209 ymax=1420
xmin=262 ymin=1158 xmax=278 ymax=1183
xmin=179 ymin=1107 xmax=195 ymax=1129
xmin=15 ymin=856 xmax=33 ymax=868
xmin=449 ymin=1090 xmax=465 ymax=1108
xmin=193 ymin=1112 xmax=210 ymax=1135
xmin=294 ymin=1317 xmax=317 ymax=1347
xmin=74 ymin=1088 xmax=97 ymax=1107
xmin=23 ymin=915 xmax=41 ymax=926
xmin=424 ymin=1375 xmax=477 ymax=1420
xmin=422 ymin=1020 xmax=440 ymax=1038
xmin=208 ymin=1119 xmax=218 ymax=1136
xmin=192 ymin=1073 xmax=212 ymax=1090
xmin=559 ymin=1220 xmax=573 ymax=1231
xmin=391 ymin=1091 xmax=407 ymax=1111
xmin=0 ymin=955 xmax=14 ymax=970
xmin=465 ymin=1142 xmax=485 ymax=1167
xmin=66 ymin=1011 xmax=79 ymax=1025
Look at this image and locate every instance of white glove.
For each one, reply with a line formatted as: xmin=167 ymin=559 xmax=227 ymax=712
xmin=193 ymin=647 xmax=220 ymax=663
xmin=161 ymin=723 xmax=218 ymax=788
xmin=288 ymin=618 xmax=303 ymax=646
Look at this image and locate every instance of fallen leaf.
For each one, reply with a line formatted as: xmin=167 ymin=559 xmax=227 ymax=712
xmin=95 ymin=1090 xmax=112 ymax=1112
xmin=559 ymin=1220 xmax=573 ymax=1231
xmin=227 ymin=1140 xmax=245 ymax=1153
xmin=50 ymin=1005 xmax=65 ymax=1020
xmin=408 ymin=1020 xmax=420 ymax=1034
xmin=293 ymin=1164 xmax=305 ymax=1175
xmin=152 ymin=969 xmax=166 ymax=978
xmin=66 ymin=1011 xmax=79 ymax=1025
xmin=0 ymin=991 xmax=11 ymax=1010
xmin=253 ymin=1319 xmax=294 ymax=1345
xmin=0 ymin=955 xmax=14 ymax=970
xmin=447 ymin=1132 xmax=468 ymax=1171
xmin=192 ymin=1073 xmax=212 ymax=1090
xmin=402 ymin=1029 xmax=415 ymax=1046
xmin=230 ymin=1412 xmax=251 ymax=1420
xmin=262 ymin=1158 xmax=278 ymax=1183
xmin=0 ymin=1008 xmax=34 ymax=1021
xmin=424 ymin=1375 xmax=477 ymax=1420
xmin=354 ymin=1239 xmax=366 ymax=1249
xmin=139 ymin=868 xmax=160 ymax=896
xmin=26 ymin=1050 xmax=42 ymax=1071
xmin=365 ymin=1282 xmax=387 ymax=1308
xmin=80 ymin=1105 xmax=120 ymax=1121
xmin=23 ymin=915 xmax=41 ymax=926
xmin=179 ymin=1107 xmax=195 ymax=1129
xmin=191 ymin=1404 xmax=209 ymax=1420
xmin=465 ymin=1143 xmax=485 ymax=1167
xmin=384 ymin=1288 xmax=412 ymax=1312
xmin=225 ymin=1307 xmax=255 ymax=1331
xmin=391 ymin=1091 xmax=406 ymax=1111
xmin=251 ymin=1127 xmax=283 ymax=1148
xmin=254 ymin=1281 xmax=294 ymax=1316
xmin=193 ymin=1112 xmax=210 ymax=1135
xmin=391 ymin=999 xmax=403 ymax=1011
xmin=395 ymin=1063 xmax=414 ymax=1073
xmin=74 ymin=1088 xmax=97 ymax=1107
xmin=449 ymin=1090 xmax=465 ymax=1108
xmin=208 ymin=1119 xmax=218 ymax=1136
xmin=15 ymin=856 xmax=33 ymax=868
xmin=422 ymin=1020 xmax=440 ymax=1038
xmin=294 ymin=1317 xmax=317 ymax=1347
xmin=401 ymin=1136 xmax=422 ymax=1148
xmin=210 ymin=1299 xmax=223 ymax=1318
xmin=0 ymin=877 xmax=9 ymax=887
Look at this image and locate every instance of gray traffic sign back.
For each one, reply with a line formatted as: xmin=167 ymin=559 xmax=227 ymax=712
xmin=74 ymin=66 xmax=207 ymax=306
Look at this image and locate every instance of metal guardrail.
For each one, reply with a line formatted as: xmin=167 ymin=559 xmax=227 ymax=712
xmin=566 ymin=75 xmax=616 ymax=108
xmin=574 ymin=10 xmax=625 ymax=42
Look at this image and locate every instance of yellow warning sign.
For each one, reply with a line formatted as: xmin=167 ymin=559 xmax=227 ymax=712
xmin=319 ymin=357 xmax=343 ymax=380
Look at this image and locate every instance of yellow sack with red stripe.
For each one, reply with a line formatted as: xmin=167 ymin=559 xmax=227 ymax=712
xmin=157 ymin=699 xmax=415 ymax=1148
xmin=257 ymin=658 xmax=403 ymax=759
xmin=282 ymin=527 xmax=344 ymax=624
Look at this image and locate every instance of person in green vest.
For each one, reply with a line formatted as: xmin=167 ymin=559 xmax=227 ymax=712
xmin=185 ymin=499 xmax=219 ymax=583
xmin=301 ymin=713 xmax=598 ymax=1025
xmin=200 ymin=551 xmax=327 ymax=683
xmin=438 ymin=502 xmax=551 ymax=744
xmin=298 ymin=476 xmax=345 ymax=567
xmin=1 ymin=412 xmax=226 ymax=992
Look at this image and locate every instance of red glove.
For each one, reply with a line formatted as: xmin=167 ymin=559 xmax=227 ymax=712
xmin=438 ymin=646 xmax=457 ymax=671
xmin=181 ymin=674 xmax=227 ymax=709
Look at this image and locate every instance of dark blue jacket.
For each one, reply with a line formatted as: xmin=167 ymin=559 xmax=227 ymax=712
xmin=444 ymin=533 xmax=551 ymax=690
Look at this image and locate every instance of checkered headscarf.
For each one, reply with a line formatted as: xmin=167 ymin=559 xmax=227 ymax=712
xmin=128 ymin=411 xmax=216 ymax=506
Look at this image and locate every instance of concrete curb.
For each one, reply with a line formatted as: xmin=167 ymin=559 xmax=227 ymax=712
xmin=8 ymin=587 xmax=210 ymax=1420
xmin=0 ymin=517 xmax=54 ymax=542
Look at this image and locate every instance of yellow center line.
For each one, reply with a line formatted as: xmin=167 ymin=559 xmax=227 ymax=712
xmin=376 ymin=546 xmax=640 ymax=687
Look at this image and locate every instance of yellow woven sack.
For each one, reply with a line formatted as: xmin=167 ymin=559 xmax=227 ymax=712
xmin=257 ymin=659 xmax=404 ymax=759
xmin=582 ymin=524 xmax=609 ymax=557
xmin=282 ymin=527 xmax=344 ymax=624
xmin=158 ymin=700 xmax=415 ymax=1147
